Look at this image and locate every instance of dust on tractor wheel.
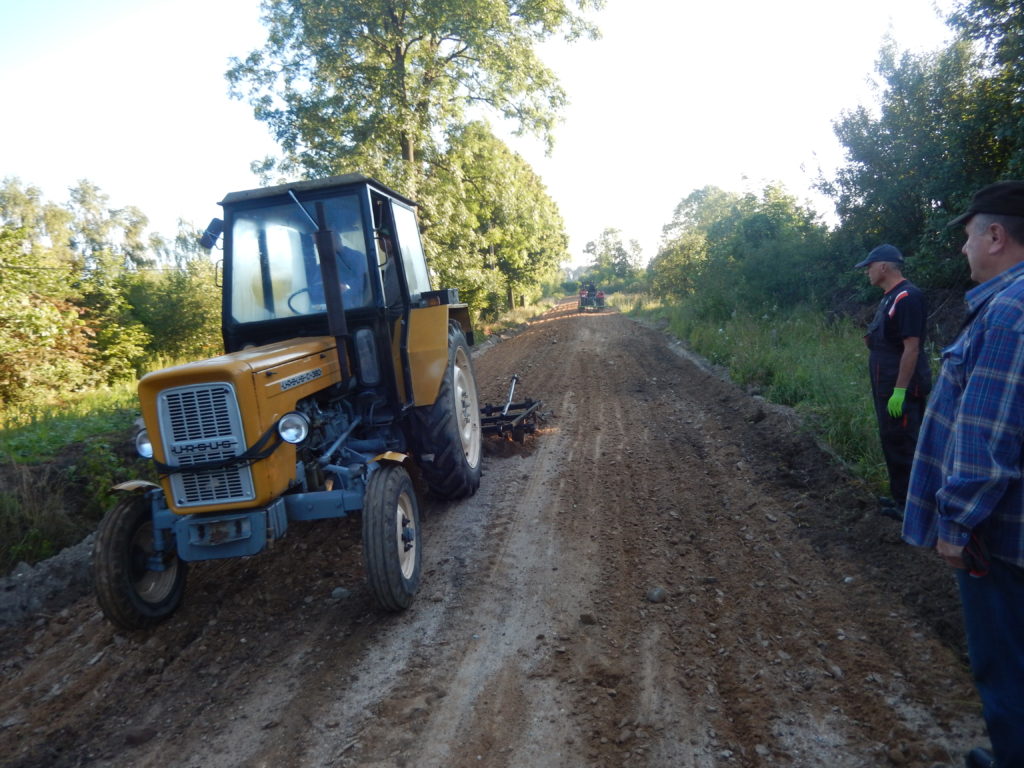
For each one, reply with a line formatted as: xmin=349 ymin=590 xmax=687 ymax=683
xmin=480 ymin=374 xmax=542 ymax=444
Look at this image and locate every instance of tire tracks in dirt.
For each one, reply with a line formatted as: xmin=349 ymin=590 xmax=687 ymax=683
xmin=0 ymin=298 xmax=987 ymax=768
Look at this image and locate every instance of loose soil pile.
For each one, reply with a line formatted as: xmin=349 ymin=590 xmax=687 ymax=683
xmin=0 ymin=299 xmax=983 ymax=767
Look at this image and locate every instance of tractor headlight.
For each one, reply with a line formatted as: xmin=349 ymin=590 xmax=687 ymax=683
xmin=277 ymin=412 xmax=310 ymax=444
xmin=136 ymin=429 xmax=154 ymax=459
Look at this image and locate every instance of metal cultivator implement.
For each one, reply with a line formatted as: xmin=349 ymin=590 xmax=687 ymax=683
xmin=480 ymin=374 xmax=542 ymax=443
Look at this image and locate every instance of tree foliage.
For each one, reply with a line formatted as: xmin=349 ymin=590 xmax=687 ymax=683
xmin=648 ymin=185 xmax=831 ymax=319
xmin=226 ymin=0 xmax=596 ymax=318
xmin=423 ymin=122 xmax=567 ymax=314
xmin=0 ymin=178 xmax=222 ymax=410
xmin=579 ymin=228 xmax=643 ymax=293
xmin=0 ymin=225 xmax=96 ymax=405
xmin=125 ymin=259 xmax=222 ymax=363
xmin=948 ymin=0 xmax=1024 ymax=178
xmin=227 ymin=0 xmax=600 ymax=186
xmin=821 ymin=39 xmax=1006 ymax=287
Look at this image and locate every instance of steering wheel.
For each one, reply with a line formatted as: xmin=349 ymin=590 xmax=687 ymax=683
xmin=287 ymin=287 xmax=310 ymax=315
xmin=287 ymin=283 xmax=350 ymax=314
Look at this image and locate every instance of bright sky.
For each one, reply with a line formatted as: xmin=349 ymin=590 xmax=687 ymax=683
xmin=0 ymin=0 xmax=953 ymax=267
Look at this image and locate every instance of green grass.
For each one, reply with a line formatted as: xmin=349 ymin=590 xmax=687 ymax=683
xmin=622 ymin=294 xmax=887 ymax=492
xmin=0 ymin=383 xmax=140 ymax=463
xmin=0 ymin=383 xmax=142 ymax=571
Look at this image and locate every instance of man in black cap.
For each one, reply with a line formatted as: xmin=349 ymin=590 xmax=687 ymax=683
xmin=857 ymin=244 xmax=931 ymax=518
xmin=904 ymin=180 xmax=1024 ymax=768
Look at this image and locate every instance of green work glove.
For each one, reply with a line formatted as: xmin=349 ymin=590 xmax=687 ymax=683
xmin=887 ymin=387 xmax=907 ymax=418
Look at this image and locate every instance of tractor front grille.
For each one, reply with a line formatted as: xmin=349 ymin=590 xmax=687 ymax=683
xmin=156 ymin=383 xmax=255 ymax=507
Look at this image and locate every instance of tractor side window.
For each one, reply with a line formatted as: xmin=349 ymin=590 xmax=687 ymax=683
xmin=392 ymin=204 xmax=431 ymax=301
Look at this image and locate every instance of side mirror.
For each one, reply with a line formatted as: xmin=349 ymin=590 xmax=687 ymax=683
xmin=200 ymin=218 xmax=224 ymax=250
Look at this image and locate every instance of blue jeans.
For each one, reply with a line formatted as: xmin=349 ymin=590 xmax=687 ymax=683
xmin=958 ymin=557 xmax=1024 ymax=767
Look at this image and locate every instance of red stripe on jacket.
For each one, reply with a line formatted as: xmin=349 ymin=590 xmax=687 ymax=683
xmin=887 ymin=290 xmax=909 ymax=318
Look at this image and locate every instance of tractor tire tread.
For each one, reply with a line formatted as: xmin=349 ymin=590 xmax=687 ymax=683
xmin=92 ymin=494 xmax=186 ymax=630
xmin=409 ymin=322 xmax=482 ymax=500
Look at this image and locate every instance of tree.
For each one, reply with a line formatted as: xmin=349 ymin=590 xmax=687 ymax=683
xmin=423 ymin=122 xmax=568 ymax=315
xmin=948 ymin=0 xmax=1024 ymax=179
xmin=661 ymin=185 xmax=740 ymax=244
xmin=227 ymin=0 xmax=601 ymax=188
xmin=823 ymin=38 xmax=1007 ymax=287
xmin=126 ymin=261 xmax=222 ymax=363
xmin=0 ymin=177 xmax=78 ymax=281
xmin=581 ymin=228 xmax=643 ymax=292
xmin=0 ymin=179 xmax=229 ymax=405
xmin=647 ymin=228 xmax=707 ymax=298
xmin=649 ymin=186 xmax=738 ymax=303
xmin=0 ymin=225 xmax=96 ymax=406
xmin=650 ymin=184 xmax=832 ymax=316
xmin=227 ymin=1 xmax=597 ymax=319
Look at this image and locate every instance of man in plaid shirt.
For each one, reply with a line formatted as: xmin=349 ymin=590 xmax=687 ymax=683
xmin=904 ymin=181 xmax=1024 ymax=768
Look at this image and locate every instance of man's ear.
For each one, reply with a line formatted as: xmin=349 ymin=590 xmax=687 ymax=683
xmin=988 ymin=221 xmax=1007 ymax=249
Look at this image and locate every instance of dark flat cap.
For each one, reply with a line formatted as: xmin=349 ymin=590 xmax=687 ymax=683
xmin=854 ymin=243 xmax=904 ymax=269
xmin=949 ymin=180 xmax=1024 ymax=228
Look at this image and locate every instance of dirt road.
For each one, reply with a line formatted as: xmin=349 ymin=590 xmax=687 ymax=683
xmin=1 ymin=299 xmax=985 ymax=768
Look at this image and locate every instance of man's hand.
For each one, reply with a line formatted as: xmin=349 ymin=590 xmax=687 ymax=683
xmin=937 ymin=539 xmax=966 ymax=569
xmin=887 ymin=387 xmax=907 ymax=417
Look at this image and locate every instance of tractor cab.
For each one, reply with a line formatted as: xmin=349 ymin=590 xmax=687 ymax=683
xmin=210 ymin=175 xmax=433 ymax=351
xmin=205 ymin=174 xmax=468 ymax=409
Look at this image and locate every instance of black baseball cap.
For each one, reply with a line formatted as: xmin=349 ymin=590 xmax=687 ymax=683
xmin=949 ymin=180 xmax=1024 ymax=228
xmin=854 ymin=243 xmax=904 ymax=269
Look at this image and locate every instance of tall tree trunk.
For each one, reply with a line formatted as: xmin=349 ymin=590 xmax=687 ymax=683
xmin=401 ymin=134 xmax=415 ymax=163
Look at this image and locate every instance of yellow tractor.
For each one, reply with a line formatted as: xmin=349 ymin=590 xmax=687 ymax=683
xmin=92 ymin=175 xmax=482 ymax=629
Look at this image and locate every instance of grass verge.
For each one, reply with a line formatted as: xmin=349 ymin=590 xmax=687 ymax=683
xmin=0 ymin=384 xmax=146 ymax=572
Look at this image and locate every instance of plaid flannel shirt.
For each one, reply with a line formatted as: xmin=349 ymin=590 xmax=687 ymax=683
xmin=903 ymin=260 xmax=1024 ymax=568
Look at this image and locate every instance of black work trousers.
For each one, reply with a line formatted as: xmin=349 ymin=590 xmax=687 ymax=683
xmin=871 ymin=387 xmax=925 ymax=506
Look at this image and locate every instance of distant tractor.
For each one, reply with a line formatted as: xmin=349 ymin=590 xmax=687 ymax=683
xmin=578 ymin=282 xmax=605 ymax=312
xmin=92 ymin=175 xmax=483 ymax=629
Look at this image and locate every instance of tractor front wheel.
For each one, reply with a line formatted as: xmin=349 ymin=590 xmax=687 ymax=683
xmin=92 ymin=494 xmax=187 ymax=630
xmin=362 ymin=464 xmax=422 ymax=611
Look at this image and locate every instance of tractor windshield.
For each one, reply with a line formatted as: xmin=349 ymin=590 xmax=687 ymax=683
xmin=229 ymin=195 xmax=371 ymax=324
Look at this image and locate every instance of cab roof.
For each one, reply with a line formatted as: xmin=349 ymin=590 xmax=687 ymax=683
xmin=219 ymin=174 xmax=416 ymax=208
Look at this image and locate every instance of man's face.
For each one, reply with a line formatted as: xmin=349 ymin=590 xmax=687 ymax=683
xmin=962 ymin=217 xmax=995 ymax=283
xmin=864 ymin=260 xmax=886 ymax=287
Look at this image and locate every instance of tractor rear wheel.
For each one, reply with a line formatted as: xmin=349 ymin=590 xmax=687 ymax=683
xmin=410 ymin=321 xmax=482 ymax=499
xmin=93 ymin=493 xmax=187 ymax=630
xmin=362 ymin=463 xmax=421 ymax=611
